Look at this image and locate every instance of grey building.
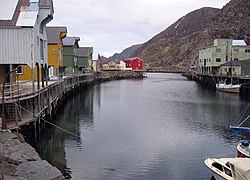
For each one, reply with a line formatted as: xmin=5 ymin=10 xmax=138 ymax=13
xmin=198 ymin=39 xmax=250 ymax=76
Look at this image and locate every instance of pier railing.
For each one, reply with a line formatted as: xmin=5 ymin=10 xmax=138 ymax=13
xmin=0 ymin=73 xmax=95 ymax=129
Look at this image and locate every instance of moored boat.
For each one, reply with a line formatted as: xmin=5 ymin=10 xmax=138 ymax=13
xmin=204 ymin=157 xmax=250 ymax=180
xmin=216 ymin=83 xmax=241 ymax=93
xmin=236 ymin=140 xmax=250 ymax=158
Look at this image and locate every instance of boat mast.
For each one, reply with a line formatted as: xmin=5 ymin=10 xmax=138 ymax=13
xmin=230 ymin=43 xmax=233 ymax=85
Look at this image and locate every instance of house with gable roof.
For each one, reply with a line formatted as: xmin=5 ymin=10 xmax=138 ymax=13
xmin=77 ymin=47 xmax=93 ymax=73
xmin=62 ymin=37 xmax=80 ymax=75
xmin=46 ymin=26 xmax=67 ymax=78
xmin=0 ymin=0 xmax=54 ymax=89
xmin=219 ymin=60 xmax=250 ymax=78
xmin=124 ymin=57 xmax=143 ymax=71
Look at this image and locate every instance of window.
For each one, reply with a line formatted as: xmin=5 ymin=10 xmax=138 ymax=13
xmin=37 ymin=37 xmax=39 ymax=46
xmin=234 ymin=58 xmax=239 ymax=61
xmin=234 ymin=49 xmax=239 ymax=53
xmin=216 ymin=48 xmax=221 ymax=52
xmin=224 ymin=167 xmax=232 ymax=177
xmin=40 ymin=39 xmax=44 ymax=60
xmin=245 ymin=49 xmax=250 ymax=53
xmin=212 ymin=162 xmax=223 ymax=172
xmin=216 ymin=58 xmax=221 ymax=62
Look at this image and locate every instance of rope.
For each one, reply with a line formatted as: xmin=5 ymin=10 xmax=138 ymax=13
xmin=12 ymin=102 xmax=127 ymax=153
xmin=211 ymin=75 xmax=217 ymax=85
xmin=236 ymin=102 xmax=250 ymax=126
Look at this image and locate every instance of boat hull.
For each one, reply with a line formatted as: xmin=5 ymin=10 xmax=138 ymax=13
xmin=237 ymin=141 xmax=250 ymax=158
xmin=204 ymin=158 xmax=233 ymax=180
xmin=216 ymin=84 xmax=240 ymax=93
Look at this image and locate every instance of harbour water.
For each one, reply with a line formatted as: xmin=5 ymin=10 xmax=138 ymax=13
xmin=34 ymin=73 xmax=249 ymax=180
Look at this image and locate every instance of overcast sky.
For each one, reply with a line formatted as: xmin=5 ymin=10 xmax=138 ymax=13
xmin=49 ymin=0 xmax=230 ymax=58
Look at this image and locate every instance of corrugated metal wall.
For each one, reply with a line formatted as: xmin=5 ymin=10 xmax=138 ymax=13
xmin=0 ymin=28 xmax=33 ymax=66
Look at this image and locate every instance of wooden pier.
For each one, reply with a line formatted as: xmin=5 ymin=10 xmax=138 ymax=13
xmin=183 ymin=73 xmax=250 ymax=98
xmin=0 ymin=71 xmax=145 ymax=132
xmin=0 ymin=73 xmax=95 ymax=131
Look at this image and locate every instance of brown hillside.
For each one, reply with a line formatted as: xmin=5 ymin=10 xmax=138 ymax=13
xmin=110 ymin=0 xmax=250 ymax=72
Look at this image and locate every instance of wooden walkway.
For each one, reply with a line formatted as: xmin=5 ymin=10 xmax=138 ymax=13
xmin=0 ymin=74 xmax=95 ymax=130
xmin=0 ymin=71 xmax=146 ymax=131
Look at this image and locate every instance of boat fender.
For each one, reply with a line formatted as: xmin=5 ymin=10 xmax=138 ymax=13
xmin=242 ymin=141 xmax=250 ymax=147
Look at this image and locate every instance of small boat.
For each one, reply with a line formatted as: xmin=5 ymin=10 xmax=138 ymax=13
xmin=236 ymin=140 xmax=250 ymax=158
xmin=230 ymin=126 xmax=250 ymax=158
xmin=230 ymin=106 xmax=250 ymax=158
xmin=216 ymin=83 xmax=241 ymax=93
xmin=204 ymin=157 xmax=250 ymax=180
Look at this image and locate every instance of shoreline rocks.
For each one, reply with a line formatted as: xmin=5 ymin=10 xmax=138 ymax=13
xmin=0 ymin=132 xmax=64 ymax=180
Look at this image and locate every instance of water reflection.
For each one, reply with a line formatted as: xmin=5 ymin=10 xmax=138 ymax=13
xmin=34 ymin=73 xmax=249 ymax=180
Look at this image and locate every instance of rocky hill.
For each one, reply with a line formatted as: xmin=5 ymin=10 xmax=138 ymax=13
xmin=108 ymin=0 xmax=250 ymax=72
xmin=109 ymin=44 xmax=142 ymax=61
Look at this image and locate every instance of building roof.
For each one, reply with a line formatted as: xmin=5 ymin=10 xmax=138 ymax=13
xmin=62 ymin=37 xmax=80 ymax=46
xmin=0 ymin=0 xmax=19 ymax=20
xmin=220 ymin=60 xmax=241 ymax=67
xmin=233 ymin=40 xmax=247 ymax=46
xmin=0 ymin=0 xmax=27 ymax=26
xmin=77 ymin=47 xmax=93 ymax=57
xmin=39 ymin=0 xmax=54 ymax=14
xmin=47 ymin=26 xmax=67 ymax=44
xmin=0 ymin=0 xmax=53 ymax=27
xmin=16 ymin=11 xmax=38 ymax=27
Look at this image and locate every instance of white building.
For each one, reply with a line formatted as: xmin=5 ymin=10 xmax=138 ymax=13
xmin=0 ymin=0 xmax=54 ymax=87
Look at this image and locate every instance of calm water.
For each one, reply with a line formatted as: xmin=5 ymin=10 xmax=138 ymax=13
xmin=34 ymin=73 xmax=249 ymax=180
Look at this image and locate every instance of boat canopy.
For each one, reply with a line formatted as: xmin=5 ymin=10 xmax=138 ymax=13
xmin=228 ymin=158 xmax=250 ymax=180
xmin=230 ymin=126 xmax=250 ymax=134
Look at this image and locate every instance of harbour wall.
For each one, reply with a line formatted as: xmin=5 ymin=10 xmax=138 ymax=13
xmin=183 ymin=73 xmax=250 ymax=99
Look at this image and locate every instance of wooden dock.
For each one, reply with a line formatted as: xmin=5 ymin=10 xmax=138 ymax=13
xmin=0 ymin=73 xmax=95 ymax=130
xmin=0 ymin=71 xmax=145 ymax=131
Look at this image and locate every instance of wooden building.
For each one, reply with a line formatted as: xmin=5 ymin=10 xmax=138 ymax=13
xmin=0 ymin=0 xmax=54 ymax=88
xmin=47 ymin=26 xmax=67 ymax=78
xmin=62 ymin=37 xmax=80 ymax=75
xmin=219 ymin=60 xmax=250 ymax=78
xmin=124 ymin=57 xmax=143 ymax=71
xmin=77 ymin=47 xmax=93 ymax=73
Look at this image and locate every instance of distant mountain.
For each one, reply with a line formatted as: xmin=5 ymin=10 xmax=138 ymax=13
xmin=108 ymin=44 xmax=142 ymax=61
xmin=108 ymin=0 xmax=250 ymax=72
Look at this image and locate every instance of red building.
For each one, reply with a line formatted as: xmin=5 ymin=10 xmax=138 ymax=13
xmin=124 ymin=57 xmax=143 ymax=71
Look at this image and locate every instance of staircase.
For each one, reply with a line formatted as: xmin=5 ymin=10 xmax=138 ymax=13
xmin=5 ymin=102 xmax=21 ymax=122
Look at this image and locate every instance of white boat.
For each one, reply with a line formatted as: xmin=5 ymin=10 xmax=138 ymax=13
xmin=204 ymin=157 xmax=250 ymax=180
xmin=230 ymin=128 xmax=250 ymax=158
xmin=216 ymin=83 xmax=241 ymax=93
xmin=236 ymin=140 xmax=250 ymax=158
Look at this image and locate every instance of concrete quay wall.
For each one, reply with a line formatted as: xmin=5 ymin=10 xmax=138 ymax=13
xmin=184 ymin=73 xmax=250 ymax=98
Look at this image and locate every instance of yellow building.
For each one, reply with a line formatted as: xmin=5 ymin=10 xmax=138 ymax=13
xmin=47 ymin=26 xmax=67 ymax=78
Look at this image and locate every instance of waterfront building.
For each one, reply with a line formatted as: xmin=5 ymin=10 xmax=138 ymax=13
xmin=0 ymin=0 xmax=54 ymax=87
xmin=46 ymin=26 xmax=67 ymax=78
xmin=198 ymin=39 xmax=250 ymax=76
xmin=77 ymin=47 xmax=93 ymax=73
xmin=101 ymin=60 xmax=120 ymax=71
xmin=124 ymin=57 xmax=143 ymax=71
xmin=62 ymin=37 xmax=80 ymax=75
xmin=100 ymin=60 xmax=132 ymax=71
xmin=219 ymin=60 xmax=250 ymax=78
xmin=92 ymin=60 xmax=100 ymax=72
